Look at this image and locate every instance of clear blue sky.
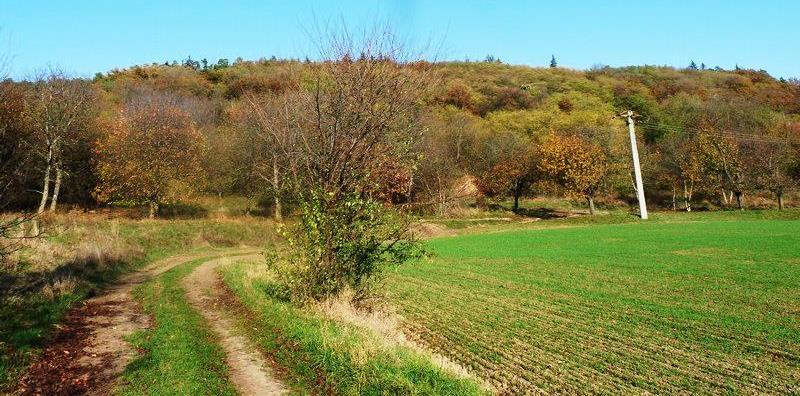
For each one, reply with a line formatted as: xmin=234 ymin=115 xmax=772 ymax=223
xmin=2 ymin=0 xmax=798 ymax=79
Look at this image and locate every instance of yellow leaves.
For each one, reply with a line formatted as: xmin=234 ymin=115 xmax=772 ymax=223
xmin=538 ymin=133 xmax=607 ymax=197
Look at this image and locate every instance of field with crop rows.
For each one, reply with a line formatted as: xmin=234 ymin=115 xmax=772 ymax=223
xmin=387 ymin=215 xmax=800 ymax=394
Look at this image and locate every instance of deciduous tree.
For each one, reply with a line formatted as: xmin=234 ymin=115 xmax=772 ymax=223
xmin=259 ymin=27 xmax=432 ymax=302
xmin=750 ymin=119 xmax=800 ymax=209
xmin=538 ymin=133 xmax=607 ymax=214
xmin=95 ymin=93 xmax=203 ymax=218
xmin=25 ymin=70 xmax=95 ymax=213
xmin=471 ymin=129 xmax=538 ymax=212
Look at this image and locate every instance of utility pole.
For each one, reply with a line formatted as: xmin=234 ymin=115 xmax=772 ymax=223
xmin=620 ymin=110 xmax=648 ymax=220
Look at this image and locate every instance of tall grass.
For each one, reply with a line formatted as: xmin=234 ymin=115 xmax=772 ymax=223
xmin=220 ymin=260 xmax=485 ymax=395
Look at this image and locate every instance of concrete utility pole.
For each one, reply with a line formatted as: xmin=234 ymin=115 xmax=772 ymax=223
xmin=620 ymin=110 xmax=648 ymax=220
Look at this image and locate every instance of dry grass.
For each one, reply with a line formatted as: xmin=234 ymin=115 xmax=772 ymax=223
xmin=315 ymin=289 xmax=492 ymax=391
xmin=40 ymin=276 xmax=77 ymax=299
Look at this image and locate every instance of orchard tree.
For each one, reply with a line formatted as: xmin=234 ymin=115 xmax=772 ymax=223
xmin=697 ymin=99 xmax=770 ymax=209
xmin=538 ymin=133 xmax=607 ymax=214
xmin=697 ymin=130 xmax=750 ymax=209
xmin=750 ymin=119 xmax=800 ymax=209
xmin=95 ymin=94 xmax=202 ymax=218
xmin=658 ymin=130 xmax=706 ymax=211
xmin=658 ymin=93 xmax=706 ymax=210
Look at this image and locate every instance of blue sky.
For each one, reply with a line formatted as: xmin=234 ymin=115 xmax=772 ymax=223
xmin=1 ymin=1 xmax=798 ymax=79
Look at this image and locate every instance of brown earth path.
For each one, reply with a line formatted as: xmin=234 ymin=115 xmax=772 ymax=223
xmin=182 ymin=255 xmax=287 ymax=396
xmin=14 ymin=249 xmax=255 ymax=395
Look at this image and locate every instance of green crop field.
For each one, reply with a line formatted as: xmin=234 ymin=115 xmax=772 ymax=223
xmin=387 ymin=214 xmax=800 ymax=394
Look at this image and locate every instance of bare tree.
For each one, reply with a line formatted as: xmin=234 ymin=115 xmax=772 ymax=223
xmin=253 ymin=26 xmax=435 ymax=301
xmin=243 ymin=88 xmax=305 ymax=221
xmin=26 ymin=70 xmax=95 ymax=213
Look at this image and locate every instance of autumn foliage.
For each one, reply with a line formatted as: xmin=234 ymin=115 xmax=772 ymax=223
xmin=538 ymin=133 xmax=607 ymax=214
xmin=95 ymin=102 xmax=202 ymax=218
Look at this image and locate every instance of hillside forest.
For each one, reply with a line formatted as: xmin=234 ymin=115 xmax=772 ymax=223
xmin=2 ymin=52 xmax=800 ymax=224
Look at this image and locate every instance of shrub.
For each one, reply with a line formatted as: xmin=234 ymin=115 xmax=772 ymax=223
xmin=269 ymin=190 xmax=422 ymax=304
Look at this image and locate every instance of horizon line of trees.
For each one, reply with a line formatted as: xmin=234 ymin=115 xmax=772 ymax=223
xmin=1 ymin=56 xmax=799 ymax=222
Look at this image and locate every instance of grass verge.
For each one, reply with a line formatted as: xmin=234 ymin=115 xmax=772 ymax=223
xmin=220 ymin=259 xmax=485 ymax=395
xmin=117 ymin=256 xmax=237 ymax=395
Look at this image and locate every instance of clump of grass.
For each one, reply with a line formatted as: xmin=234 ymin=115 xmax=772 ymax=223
xmin=39 ymin=276 xmax=78 ymax=299
xmin=220 ymin=259 xmax=485 ymax=395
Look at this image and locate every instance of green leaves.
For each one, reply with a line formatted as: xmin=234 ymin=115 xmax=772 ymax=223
xmin=275 ymin=189 xmax=422 ymax=303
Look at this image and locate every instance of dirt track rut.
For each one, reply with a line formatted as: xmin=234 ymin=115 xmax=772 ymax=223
xmin=182 ymin=255 xmax=287 ymax=396
xmin=16 ymin=250 xmax=279 ymax=395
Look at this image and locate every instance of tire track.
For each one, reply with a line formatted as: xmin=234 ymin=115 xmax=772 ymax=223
xmin=182 ymin=254 xmax=287 ymax=396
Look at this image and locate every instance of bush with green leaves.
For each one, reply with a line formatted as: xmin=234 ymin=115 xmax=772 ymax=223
xmin=270 ymin=189 xmax=422 ymax=303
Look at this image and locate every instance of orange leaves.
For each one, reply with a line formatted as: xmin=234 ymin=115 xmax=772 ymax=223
xmin=94 ymin=101 xmax=203 ymax=206
xmin=538 ymin=133 xmax=607 ymax=198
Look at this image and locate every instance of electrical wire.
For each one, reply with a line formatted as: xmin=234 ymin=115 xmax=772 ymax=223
xmin=637 ymin=121 xmax=800 ymax=145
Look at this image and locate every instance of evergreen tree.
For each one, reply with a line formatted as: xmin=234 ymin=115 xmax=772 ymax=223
xmin=550 ymin=55 xmax=558 ymax=68
xmin=688 ymin=60 xmax=698 ymax=70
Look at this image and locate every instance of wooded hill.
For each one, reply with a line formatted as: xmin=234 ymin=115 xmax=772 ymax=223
xmin=2 ymin=58 xmax=799 ymax=217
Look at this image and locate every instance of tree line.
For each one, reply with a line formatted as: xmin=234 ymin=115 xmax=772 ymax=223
xmin=2 ymin=58 xmax=799 ymax=220
xmin=2 ymin=37 xmax=800 ymax=297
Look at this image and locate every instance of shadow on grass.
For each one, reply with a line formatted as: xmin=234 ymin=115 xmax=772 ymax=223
xmin=157 ymin=203 xmax=209 ymax=219
xmin=485 ymin=203 xmax=572 ymax=219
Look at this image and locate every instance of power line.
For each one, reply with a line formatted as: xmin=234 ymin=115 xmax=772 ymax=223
xmin=637 ymin=121 xmax=800 ymax=145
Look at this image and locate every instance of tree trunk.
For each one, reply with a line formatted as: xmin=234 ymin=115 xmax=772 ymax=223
xmin=30 ymin=219 xmax=39 ymax=237
xmin=777 ymin=191 xmax=784 ymax=210
xmin=512 ymin=188 xmax=520 ymax=212
xmin=273 ymin=159 xmax=282 ymax=221
xmin=49 ymin=162 xmax=62 ymax=212
xmin=671 ymin=186 xmax=676 ymax=211
xmin=587 ymin=195 xmax=596 ymax=215
xmin=683 ymin=180 xmax=692 ymax=212
xmin=406 ymin=172 xmax=414 ymax=203
xmin=37 ymin=146 xmax=53 ymax=214
xmin=149 ymin=200 xmax=158 ymax=219
xmin=734 ymin=191 xmax=744 ymax=210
